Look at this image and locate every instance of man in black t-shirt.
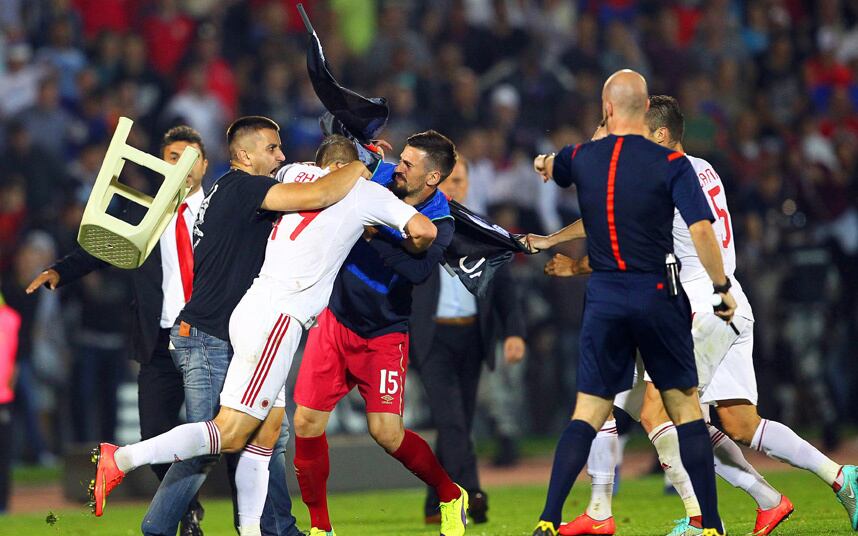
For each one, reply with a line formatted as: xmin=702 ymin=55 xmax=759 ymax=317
xmin=87 ymin=117 xmax=371 ymax=536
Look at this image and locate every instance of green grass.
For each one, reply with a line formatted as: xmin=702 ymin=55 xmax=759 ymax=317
xmin=5 ymin=470 xmax=853 ymax=535
xmin=12 ymin=465 xmax=62 ymax=487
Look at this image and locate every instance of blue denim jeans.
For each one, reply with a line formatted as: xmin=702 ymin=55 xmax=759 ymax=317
xmin=140 ymin=323 xmax=300 ymax=536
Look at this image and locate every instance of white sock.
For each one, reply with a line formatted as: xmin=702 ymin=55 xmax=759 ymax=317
xmin=114 ymin=421 xmax=220 ymax=473
xmin=649 ymin=421 xmax=701 ymax=518
xmin=585 ymin=420 xmax=617 ymax=520
xmin=709 ymin=425 xmax=781 ymax=509
xmin=751 ymin=419 xmax=841 ymax=486
xmin=236 ymin=444 xmax=273 ymax=533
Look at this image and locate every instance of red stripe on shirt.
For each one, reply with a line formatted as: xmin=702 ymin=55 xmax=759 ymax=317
xmin=668 ymin=151 xmax=685 ymax=161
xmin=606 ymin=137 xmax=627 ymax=270
xmin=571 ymin=144 xmax=580 ymax=160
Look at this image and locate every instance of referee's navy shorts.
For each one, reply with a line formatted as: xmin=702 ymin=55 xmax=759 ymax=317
xmin=578 ymin=271 xmax=698 ymax=397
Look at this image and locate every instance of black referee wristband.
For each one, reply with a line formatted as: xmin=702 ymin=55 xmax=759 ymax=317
xmin=713 ymin=276 xmax=732 ymax=294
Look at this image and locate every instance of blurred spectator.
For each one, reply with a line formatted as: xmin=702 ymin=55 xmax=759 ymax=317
xmin=163 ymin=62 xmax=228 ymax=161
xmin=2 ymin=231 xmax=65 ymax=465
xmin=0 ymin=43 xmax=45 ymax=119
xmin=141 ymin=0 xmax=196 ymax=77
xmin=35 ymin=18 xmax=86 ymax=102
xmin=16 ymin=75 xmax=77 ymax=159
xmin=0 ymin=277 xmax=20 ymax=513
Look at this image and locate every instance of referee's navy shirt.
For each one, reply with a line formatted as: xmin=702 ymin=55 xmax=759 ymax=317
xmin=553 ymin=134 xmax=713 ymax=273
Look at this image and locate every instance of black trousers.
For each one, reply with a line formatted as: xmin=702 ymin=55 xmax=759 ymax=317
xmin=418 ymin=323 xmax=483 ymax=515
xmin=137 ymin=328 xmax=202 ymax=514
xmin=0 ymin=403 xmax=11 ymax=512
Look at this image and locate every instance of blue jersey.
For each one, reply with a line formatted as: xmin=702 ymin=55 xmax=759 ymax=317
xmin=553 ymin=134 xmax=713 ymax=274
xmin=328 ymin=162 xmax=454 ymax=338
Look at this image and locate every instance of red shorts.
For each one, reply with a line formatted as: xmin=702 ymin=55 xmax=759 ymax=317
xmin=294 ymin=308 xmax=409 ymax=415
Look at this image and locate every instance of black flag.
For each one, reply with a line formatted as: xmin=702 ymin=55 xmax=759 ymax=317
xmin=444 ymin=200 xmax=529 ymax=297
xmin=298 ymin=4 xmax=388 ymax=167
xmin=298 ymin=4 xmax=530 ymax=296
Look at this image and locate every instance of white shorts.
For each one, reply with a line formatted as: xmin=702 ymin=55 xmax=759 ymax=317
xmin=698 ymin=313 xmax=757 ymax=405
xmin=222 ymin=283 xmax=302 ymax=420
xmin=613 ymin=314 xmax=757 ymax=417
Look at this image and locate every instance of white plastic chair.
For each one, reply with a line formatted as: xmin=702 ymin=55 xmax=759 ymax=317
xmin=77 ymin=117 xmax=200 ymax=269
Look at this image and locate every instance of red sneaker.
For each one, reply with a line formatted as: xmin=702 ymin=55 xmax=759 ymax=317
xmin=752 ymin=495 xmax=794 ymax=535
xmin=559 ymin=513 xmax=616 ymax=535
xmin=88 ymin=443 xmax=126 ymax=516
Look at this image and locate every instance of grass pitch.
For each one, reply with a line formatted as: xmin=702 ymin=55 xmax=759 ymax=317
xmin=5 ymin=470 xmax=853 ymax=535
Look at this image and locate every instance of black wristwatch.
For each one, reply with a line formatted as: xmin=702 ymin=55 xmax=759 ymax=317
xmin=713 ymin=276 xmax=732 ymax=294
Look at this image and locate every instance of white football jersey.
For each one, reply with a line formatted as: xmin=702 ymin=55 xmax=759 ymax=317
xmin=672 ymin=154 xmax=753 ymax=320
xmin=258 ymin=163 xmax=418 ymax=326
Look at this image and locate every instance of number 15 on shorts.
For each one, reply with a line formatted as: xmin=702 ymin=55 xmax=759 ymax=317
xmin=379 ymin=370 xmax=400 ymax=395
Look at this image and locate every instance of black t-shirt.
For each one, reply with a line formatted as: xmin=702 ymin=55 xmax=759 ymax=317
xmin=178 ymin=169 xmax=278 ymax=341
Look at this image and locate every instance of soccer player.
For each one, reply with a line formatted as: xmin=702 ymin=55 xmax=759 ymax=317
xmin=529 ymin=70 xmax=734 ymax=536
xmin=86 ymin=117 xmax=392 ymax=528
xmin=92 ymin=131 xmax=437 ymax=536
xmin=535 ymin=95 xmax=858 ymax=536
xmin=291 ymin=131 xmax=469 ymax=536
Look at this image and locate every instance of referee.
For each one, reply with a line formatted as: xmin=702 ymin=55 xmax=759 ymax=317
xmin=530 ymin=70 xmax=735 ymax=536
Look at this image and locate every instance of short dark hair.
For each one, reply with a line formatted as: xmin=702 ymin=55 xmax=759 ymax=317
xmin=160 ymin=125 xmax=207 ymax=159
xmin=315 ymin=135 xmax=359 ymax=168
xmin=646 ymin=95 xmax=684 ymax=145
xmin=406 ymin=130 xmax=457 ymax=182
xmin=226 ymin=115 xmax=280 ymax=158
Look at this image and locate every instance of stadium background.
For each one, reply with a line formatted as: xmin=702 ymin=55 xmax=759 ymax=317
xmin=0 ymin=0 xmax=856 ymax=523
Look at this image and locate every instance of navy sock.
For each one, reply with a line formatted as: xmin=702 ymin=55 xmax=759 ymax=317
xmin=539 ymin=419 xmax=597 ymax=527
xmin=676 ymin=419 xmax=723 ymax=532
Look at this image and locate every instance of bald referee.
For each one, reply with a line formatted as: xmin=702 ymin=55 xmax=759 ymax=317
xmin=529 ymin=70 xmax=735 ymax=536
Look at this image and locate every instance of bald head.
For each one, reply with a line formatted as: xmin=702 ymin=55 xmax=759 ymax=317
xmin=602 ymin=70 xmax=649 ymax=122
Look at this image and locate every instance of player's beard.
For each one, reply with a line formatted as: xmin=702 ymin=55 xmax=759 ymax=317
xmin=389 ymin=172 xmax=412 ymax=199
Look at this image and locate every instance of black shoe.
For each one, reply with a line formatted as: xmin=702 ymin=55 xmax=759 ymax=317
xmin=180 ymin=505 xmax=205 ymax=536
xmin=468 ymin=490 xmax=488 ymax=524
xmin=493 ymin=436 xmax=520 ymax=467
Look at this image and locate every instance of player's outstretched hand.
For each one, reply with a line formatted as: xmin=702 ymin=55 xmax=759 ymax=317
xmin=544 ymin=253 xmax=591 ymax=277
xmin=26 ymin=269 xmax=60 ymax=293
xmin=714 ymin=291 xmax=737 ymax=323
xmin=523 ymin=233 xmax=551 ymax=253
xmin=503 ymin=336 xmax=525 ymax=364
xmin=533 ymin=154 xmax=554 ymax=182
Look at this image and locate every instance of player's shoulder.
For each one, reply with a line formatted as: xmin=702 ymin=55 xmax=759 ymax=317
xmin=275 ymin=162 xmax=327 ymax=184
xmin=684 ymin=153 xmax=715 ymax=174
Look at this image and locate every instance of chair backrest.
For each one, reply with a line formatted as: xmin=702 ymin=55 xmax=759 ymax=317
xmin=77 ymin=117 xmax=200 ymax=269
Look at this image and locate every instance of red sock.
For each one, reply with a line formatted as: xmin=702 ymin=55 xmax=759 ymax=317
xmin=689 ymin=515 xmax=703 ymax=528
xmin=390 ymin=429 xmax=460 ymax=502
xmin=834 ymin=467 xmax=844 ymax=492
xmin=295 ymin=434 xmax=331 ymax=531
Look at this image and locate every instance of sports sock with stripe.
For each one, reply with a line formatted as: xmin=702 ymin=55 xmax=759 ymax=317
xmin=236 ymin=444 xmax=273 ymax=533
xmin=585 ymin=419 xmax=617 ymax=521
xmin=750 ymin=418 xmax=842 ymax=488
xmin=294 ymin=434 xmax=332 ymax=531
xmin=649 ymin=421 xmax=701 ymax=517
xmin=676 ymin=419 xmax=723 ymax=532
xmin=540 ymin=419 xmax=597 ymax=527
xmin=115 ymin=420 xmax=220 ymax=473
xmin=709 ymin=424 xmax=781 ymax=509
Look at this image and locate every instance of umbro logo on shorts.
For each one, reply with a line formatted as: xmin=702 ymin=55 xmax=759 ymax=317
xmin=381 ymin=394 xmax=394 ymax=405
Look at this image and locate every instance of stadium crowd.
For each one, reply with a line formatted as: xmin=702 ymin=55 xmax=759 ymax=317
xmin=0 ymin=0 xmax=855 ymax=481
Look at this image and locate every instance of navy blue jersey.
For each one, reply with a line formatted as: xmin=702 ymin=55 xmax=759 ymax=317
xmin=553 ymin=134 xmax=713 ymax=273
xmin=328 ymin=162 xmax=454 ymax=338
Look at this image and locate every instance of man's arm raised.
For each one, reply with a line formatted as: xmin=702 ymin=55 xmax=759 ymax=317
xmin=261 ymin=161 xmax=371 ymax=212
